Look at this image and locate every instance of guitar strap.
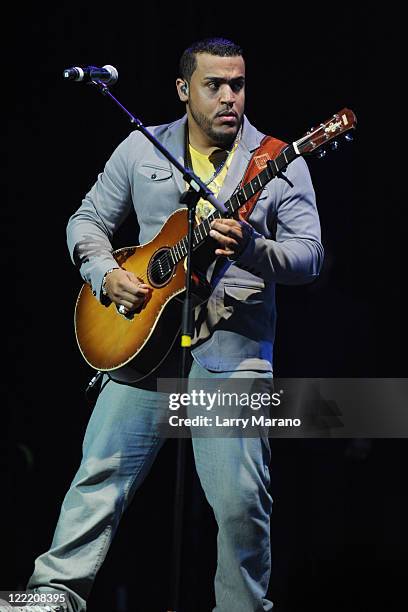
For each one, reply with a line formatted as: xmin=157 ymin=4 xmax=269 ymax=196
xmin=238 ymin=135 xmax=288 ymax=222
xmin=208 ymin=135 xmax=288 ymax=289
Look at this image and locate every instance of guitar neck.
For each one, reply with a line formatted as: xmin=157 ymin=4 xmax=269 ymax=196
xmin=169 ymin=143 xmax=299 ymax=263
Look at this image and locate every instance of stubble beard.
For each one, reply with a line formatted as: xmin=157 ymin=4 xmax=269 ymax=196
xmin=188 ymin=101 xmax=242 ymax=148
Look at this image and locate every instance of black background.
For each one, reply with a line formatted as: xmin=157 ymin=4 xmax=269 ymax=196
xmin=4 ymin=3 xmax=406 ymax=611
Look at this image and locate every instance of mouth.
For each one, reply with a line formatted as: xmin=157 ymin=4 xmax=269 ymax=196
xmin=216 ymin=110 xmax=238 ymax=123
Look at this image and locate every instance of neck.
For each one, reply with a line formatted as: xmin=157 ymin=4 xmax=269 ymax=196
xmin=188 ymin=130 xmax=223 ymax=156
xmin=186 ymin=114 xmax=234 ymax=155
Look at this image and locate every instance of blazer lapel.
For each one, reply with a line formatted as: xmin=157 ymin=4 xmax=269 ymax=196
xmin=216 ymin=116 xmax=264 ymax=205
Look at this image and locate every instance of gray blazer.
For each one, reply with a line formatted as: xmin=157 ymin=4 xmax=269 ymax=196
xmin=67 ymin=115 xmax=324 ymax=373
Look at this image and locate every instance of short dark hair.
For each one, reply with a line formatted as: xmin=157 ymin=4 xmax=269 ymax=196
xmin=179 ymin=37 xmax=244 ymax=82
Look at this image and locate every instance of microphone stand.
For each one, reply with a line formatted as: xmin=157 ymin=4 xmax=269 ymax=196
xmin=88 ymin=79 xmax=225 ymax=612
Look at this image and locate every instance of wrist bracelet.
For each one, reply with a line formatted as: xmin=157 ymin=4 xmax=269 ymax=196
xmin=101 ymin=267 xmax=119 ymax=296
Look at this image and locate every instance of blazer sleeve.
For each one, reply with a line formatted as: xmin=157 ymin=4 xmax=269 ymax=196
xmin=235 ymin=156 xmax=324 ymax=284
xmin=66 ymin=134 xmax=134 ymax=300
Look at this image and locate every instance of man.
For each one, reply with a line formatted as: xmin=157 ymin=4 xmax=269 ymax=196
xmin=28 ymin=38 xmax=323 ymax=611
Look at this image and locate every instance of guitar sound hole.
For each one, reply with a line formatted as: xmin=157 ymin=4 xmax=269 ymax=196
xmin=148 ymin=247 xmax=175 ymax=288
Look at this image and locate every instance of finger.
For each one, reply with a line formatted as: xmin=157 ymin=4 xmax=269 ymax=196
xmin=114 ymin=291 xmax=146 ymax=306
xmin=125 ymin=271 xmax=150 ymax=288
xmin=211 ymin=219 xmax=242 ymax=232
xmin=210 ymin=225 xmax=243 ymax=243
xmin=211 ymin=219 xmax=241 ymax=226
xmin=117 ymin=283 xmax=151 ymax=298
xmin=132 ymin=284 xmax=151 ymax=295
xmin=215 ymin=248 xmax=235 ymax=257
xmin=116 ymin=299 xmax=135 ymax=311
xmin=211 ymin=219 xmax=238 ymax=231
xmin=209 ymin=229 xmax=239 ymax=249
xmin=120 ymin=277 xmax=150 ymax=289
xmin=117 ymin=291 xmax=149 ymax=311
xmin=116 ymin=295 xmax=147 ymax=308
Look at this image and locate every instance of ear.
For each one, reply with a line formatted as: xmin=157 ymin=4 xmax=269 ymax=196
xmin=176 ymin=78 xmax=189 ymax=103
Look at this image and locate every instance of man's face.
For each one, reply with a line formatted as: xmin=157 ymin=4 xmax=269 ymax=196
xmin=185 ymin=53 xmax=245 ymax=147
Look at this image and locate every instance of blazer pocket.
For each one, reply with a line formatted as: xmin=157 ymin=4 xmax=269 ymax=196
xmin=137 ymin=164 xmax=173 ymax=182
xmin=223 ymin=284 xmax=264 ymax=306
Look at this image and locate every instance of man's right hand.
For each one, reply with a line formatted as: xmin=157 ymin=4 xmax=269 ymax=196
xmin=103 ymin=268 xmax=151 ymax=312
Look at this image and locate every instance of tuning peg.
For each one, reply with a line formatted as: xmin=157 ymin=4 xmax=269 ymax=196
xmin=317 ymin=149 xmax=327 ymax=159
xmin=330 ymin=140 xmax=339 ymax=151
xmin=344 ymin=132 xmax=354 ymax=142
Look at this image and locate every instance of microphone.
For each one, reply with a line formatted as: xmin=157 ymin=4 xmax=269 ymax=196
xmin=62 ymin=64 xmax=118 ymax=85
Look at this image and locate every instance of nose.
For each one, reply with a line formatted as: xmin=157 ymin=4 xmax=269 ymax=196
xmin=219 ymin=84 xmax=235 ymax=106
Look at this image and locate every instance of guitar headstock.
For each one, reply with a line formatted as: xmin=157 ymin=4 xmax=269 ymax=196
xmin=295 ymin=108 xmax=357 ymax=158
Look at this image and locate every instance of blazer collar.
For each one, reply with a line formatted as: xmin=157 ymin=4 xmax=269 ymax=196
xmin=163 ymin=114 xmax=265 ymax=202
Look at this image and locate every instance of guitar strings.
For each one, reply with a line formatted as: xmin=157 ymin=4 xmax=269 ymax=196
xmin=145 ymin=163 xmax=267 ymax=282
xmin=134 ymin=209 xmax=224 ymax=284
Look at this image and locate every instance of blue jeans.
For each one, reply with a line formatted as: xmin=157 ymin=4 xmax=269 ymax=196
xmin=27 ymin=360 xmax=273 ymax=611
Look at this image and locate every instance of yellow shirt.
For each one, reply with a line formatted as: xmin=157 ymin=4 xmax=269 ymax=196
xmin=188 ymin=141 xmax=239 ymax=223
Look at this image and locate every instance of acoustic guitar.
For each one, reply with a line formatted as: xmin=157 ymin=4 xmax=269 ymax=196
xmin=75 ymin=109 xmax=357 ymax=383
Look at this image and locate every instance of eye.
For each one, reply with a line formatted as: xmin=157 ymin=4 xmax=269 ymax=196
xmin=207 ymin=81 xmax=219 ymax=90
xmin=231 ymin=80 xmax=245 ymax=93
